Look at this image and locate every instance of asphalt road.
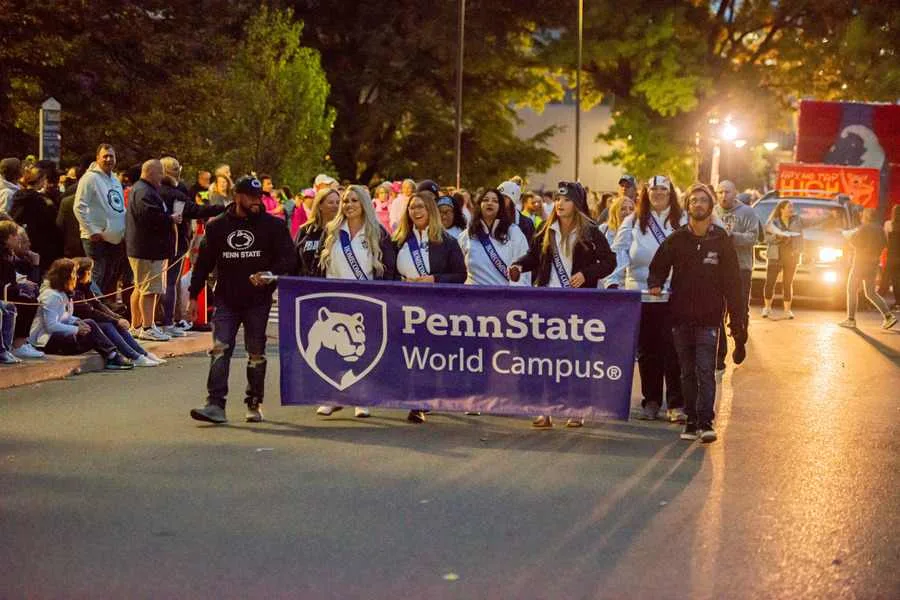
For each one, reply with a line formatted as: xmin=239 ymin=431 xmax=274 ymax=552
xmin=1 ymin=306 xmax=898 ymax=599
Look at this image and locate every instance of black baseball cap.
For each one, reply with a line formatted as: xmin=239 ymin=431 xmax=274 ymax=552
xmin=416 ymin=179 xmax=440 ymax=196
xmin=557 ymin=181 xmax=589 ymax=216
xmin=234 ymin=175 xmax=263 ymax=197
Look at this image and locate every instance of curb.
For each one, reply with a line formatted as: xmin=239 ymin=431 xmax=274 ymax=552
xmin=0 ymin=332 xmax=212 ymax=391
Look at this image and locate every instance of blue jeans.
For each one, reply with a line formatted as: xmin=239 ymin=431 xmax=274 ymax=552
xmin=97 ymin=321 xmax=147 ymax=361
xmin=672 ymin=325 xmax=718 ymax=427
xmin=0 ymin=301 xmax=16 ymax=353
xmin=206 ymin=303 xmax=270 ymax=408
xmin=81 ymin=239 xmax=125 ymax=296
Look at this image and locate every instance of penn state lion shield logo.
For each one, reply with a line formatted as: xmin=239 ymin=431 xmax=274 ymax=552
xmin=295 ymin=293 xmax=387 ymax=391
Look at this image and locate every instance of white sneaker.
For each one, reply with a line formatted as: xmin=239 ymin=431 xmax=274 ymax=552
xmin=133 ymin=355 xmax=160 ymax=367
xmin=162 ymin=325 xmax=186 ymax=338
xmin=785 ymin=310 xmax=795 ymax=320
xmin=316 ymin=405 xmax=343 ymax=416
xmin=761 ymin=307 xmax=770 ymax=318
xmin=138 ymin=327 xmax=170 ymax=342
xmin=12 ymin=343 xmax=45 ymax=359
xmin=883 ymin=314 xmax=898 ymax=330
xmin=354 ymin=407 xmax=370 ymax=418
xmin=145 ymin=352 xmax=167 ymax=364
xmin=175 ymin=320 xmax=193 ymax=331
xmin=1 ymin=351 xmax=22 ymax=364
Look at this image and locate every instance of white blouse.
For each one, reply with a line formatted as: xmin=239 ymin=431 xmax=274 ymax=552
xmin=547 ymin=222 xmax=577 ymax=288
xmin=325 ymin=222 xmax=375 ymax=280
xmin=396 ymin=228 xmax=431 ymax=279
xmin=458 ymin=222 xmax=529 ymax=286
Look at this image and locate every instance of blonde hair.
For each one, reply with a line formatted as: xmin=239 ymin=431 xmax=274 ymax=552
xmin=305 ymin=187 xmax=340 ymax=228
xmin=540 ymin=195 xmax=593 ymax=255
xmin=393 ymin=191 xmax=444 ymax=245
xmin=319 ymin=185 xmax=385 ymax=277
xmin=607 ymin=196 xmax=635 ymax=233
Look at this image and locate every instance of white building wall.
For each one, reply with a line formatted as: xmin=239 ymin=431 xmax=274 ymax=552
xmin=516 ymin=103 xmax=622 ymax=193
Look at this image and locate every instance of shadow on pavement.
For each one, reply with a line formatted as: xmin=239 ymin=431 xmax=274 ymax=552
xmin=850 ymin=327 xmax=900 ymax=367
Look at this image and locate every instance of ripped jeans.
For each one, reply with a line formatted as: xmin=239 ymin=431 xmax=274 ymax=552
xmin=206 ymin=302 xmax=271 ymax=408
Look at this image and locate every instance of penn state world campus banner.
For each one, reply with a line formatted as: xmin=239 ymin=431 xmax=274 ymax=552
xmin=277 ymin=278 xmax=642 ymax=419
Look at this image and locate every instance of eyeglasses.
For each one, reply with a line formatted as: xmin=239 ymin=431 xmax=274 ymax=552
xmin=688 ymin=196 xmax=710 ymax=205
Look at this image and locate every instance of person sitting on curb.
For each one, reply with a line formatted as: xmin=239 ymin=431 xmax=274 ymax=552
xmin=72 ymin=257 xmax=166 ymax=366
xmin=28 ymin=258 xmax=134 ymax=370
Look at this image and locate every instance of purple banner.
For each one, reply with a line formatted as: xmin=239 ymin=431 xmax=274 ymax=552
xmin=278 ymin=277 xmax=641 ymax=419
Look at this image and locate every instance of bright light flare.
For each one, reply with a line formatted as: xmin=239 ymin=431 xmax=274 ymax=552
xmin=721 ymin=123 xmax=739 ymax=141
xmin=822 ymin=270 xmax=839 ymax=284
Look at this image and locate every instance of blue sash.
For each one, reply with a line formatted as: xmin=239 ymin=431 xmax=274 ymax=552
xmin=406 ymin=233 xmax=429 ymax=276
xmin=647 ymin=215 xmax=668 ymax=246
xmin=339 ymin=230 xmax=368 ymax=281
xmin=477 ymin=231 xmax=509 ymax=280
xmin=550 ymin=236 xmax=571 ymax=287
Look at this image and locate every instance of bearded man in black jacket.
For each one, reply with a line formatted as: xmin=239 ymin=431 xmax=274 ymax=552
xmin=188 ymin=176 xmax=296 ymax=425
xmin=647 ymin=182 xmax=747 ymax=444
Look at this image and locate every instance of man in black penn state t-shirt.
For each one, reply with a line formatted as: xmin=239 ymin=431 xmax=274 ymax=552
xmin=188 ymin=176 xmax=295 ymax=424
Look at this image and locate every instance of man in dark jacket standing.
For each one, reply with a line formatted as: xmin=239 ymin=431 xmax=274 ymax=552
xmin=188 ymin=176 xmax=296 ymax=424
xmin=126 ymin=160 xmax=180 ymax=342
xmin=647 ymin=182 xmax=747 ymax=443
xmin=159 ymin=157 xmax=224 ymax=337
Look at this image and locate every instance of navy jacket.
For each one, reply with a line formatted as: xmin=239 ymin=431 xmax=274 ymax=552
xmin=126 ymin=180 xmax=174 ymax=260
xmin=394 ymin=231 xmax=467 ymax=283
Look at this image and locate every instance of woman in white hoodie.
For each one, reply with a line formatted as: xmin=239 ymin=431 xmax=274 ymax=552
xmin=609 ymin=176 xmax=686 ymax=422
xmin=28 ymin=258 xmax=134 ymax=370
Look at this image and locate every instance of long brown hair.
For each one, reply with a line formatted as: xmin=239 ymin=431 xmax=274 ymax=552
xmin=393 ymin=191 xmax=444 ymax=244
xmin=45 ymin=258 xmax=76 ymax=292
xmin=540 ymin=194 xmax=594 ymax=255
xmin=636 ymin=182 xmax=682 ymax=233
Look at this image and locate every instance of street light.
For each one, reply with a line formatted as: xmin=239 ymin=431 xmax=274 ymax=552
xmin=734 ymin=139 xmax=747 ymax=149
xmin=721 ymin=123 xmax=739 ymax=141
xmin=763 ymin=141 xmax=779 ymax=152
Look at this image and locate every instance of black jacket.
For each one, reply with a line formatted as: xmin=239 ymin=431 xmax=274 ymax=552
xmin=516 ymin=210 xmax=536 ymax=245
xmin=394 ymin=231 xmax=466 ymax=283
xmin=513 ymin=222 xmax=616 ymax=288
xmin=10 ymin=189 xmax=63 ymax=271
xmin=71 ymin=282 xmax=122 ymax=324
xmin=647 ymin=224 xmax=745 ymax=330
xmin=126 ymin=180 xmax=174 ymax=260
xmin=190 ymin=204 xmax=296 ymax=309
xmin=56 ymin=189 xmax=85 ymax=258
xmin=160 ymin=180 xmax=224 ymax=260
xmin=294 ymin=222 xmax=325 ymax=276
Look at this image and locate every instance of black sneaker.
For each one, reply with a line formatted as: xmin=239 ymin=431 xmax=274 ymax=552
xmin=680 ymin=422 xmax=699 ymax=441
xmin=245 ymin=399 xmax=263 ymax=423
xmin=732 ymin=341 xmax=747 ymax=365
xmin=407 ymin=410 xmax=426 ymax=424
xmin=105 ymin=353 xmax=134 ymax=370
xmin=699 ymin=424 xmax=717 ymax=443
xmin=190 ymin=403 xmax=227 ymax=424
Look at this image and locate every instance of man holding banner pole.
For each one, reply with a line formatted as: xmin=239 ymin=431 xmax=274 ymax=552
xmin=647 ymin=183 xmax=747 ymax=443
xmin=187 ymin=176 xmax=296 ymax=424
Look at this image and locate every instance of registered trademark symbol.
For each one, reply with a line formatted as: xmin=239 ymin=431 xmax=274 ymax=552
xmin=606 ymin=365 xmax=622 ymax=380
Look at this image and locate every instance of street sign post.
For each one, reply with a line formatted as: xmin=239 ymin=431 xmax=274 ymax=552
xmin=39 ymin=97 xmax=62 ymax=164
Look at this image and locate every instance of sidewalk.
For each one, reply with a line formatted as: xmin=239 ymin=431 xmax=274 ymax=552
xmin=0 ymin=331 xmax=212 ymax=391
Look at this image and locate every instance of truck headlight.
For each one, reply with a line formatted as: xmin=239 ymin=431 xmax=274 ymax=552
xmin=818 ymin=247 xmax=843 ymax=263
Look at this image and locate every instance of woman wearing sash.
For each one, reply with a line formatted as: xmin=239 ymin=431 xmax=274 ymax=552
xmin=393 ymin=186 xmax=467 ymax=423
xmin=437 ymin=195 xmax=467 ymax=240
xmin=608 ymin=175 xmax=686 ymax=423
xmin=314 ymin=185 xmax=396 ymax=418
xmin=294 ymin=187 xmax=340 ymax=276
xmin=457 ymin=188 xmax=529 ymax=287
xmin=509 ymin=181 xmax=616 ymax=428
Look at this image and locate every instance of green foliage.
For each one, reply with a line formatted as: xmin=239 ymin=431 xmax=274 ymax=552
xmin=544 ymin=0 xmax=899 ymax=186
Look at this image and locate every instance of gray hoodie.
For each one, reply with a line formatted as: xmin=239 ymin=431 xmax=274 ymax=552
xmin=0 ymin=177 xmax=19 ymax=214
xmin=714 ymin=202 xmax=760 ymax=271
xmin=73 ymin=162 xmax=126 ymax=243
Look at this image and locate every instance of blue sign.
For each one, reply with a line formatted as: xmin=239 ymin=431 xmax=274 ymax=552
xmin=278 ymin=277 xmax=641 ymax=419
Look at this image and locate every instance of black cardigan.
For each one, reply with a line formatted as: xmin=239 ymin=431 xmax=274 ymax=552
xmin=394 ymin=231 xmax=467 ymax=283
xmin=513 ymin=223 xmax=616 ymax=287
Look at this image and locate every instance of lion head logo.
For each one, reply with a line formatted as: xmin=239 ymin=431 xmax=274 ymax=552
xmin=227 ymin=230 xmax=255 ymax=251
xmin=295 ymin=293 xmax=387 ymax=391
xmin=306 ymin=308 xmax=366 ymax=364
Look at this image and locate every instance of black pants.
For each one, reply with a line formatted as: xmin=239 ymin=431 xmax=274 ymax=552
xmin=637 ymin=302 xmax=682 ymax=409
xmin=763 ymin=251 xmax=798 ymax=302
xmin=13 ymin=303 xmax=37 ymax=340
xmin=43 ymin=318 xmax=116 ymax=358
xmin=717 ymin=269 xmax=753 ymax=367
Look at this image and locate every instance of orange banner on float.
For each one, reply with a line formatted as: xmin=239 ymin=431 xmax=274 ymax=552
xmin=776 ymin=163 xmax=880 ymax=208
